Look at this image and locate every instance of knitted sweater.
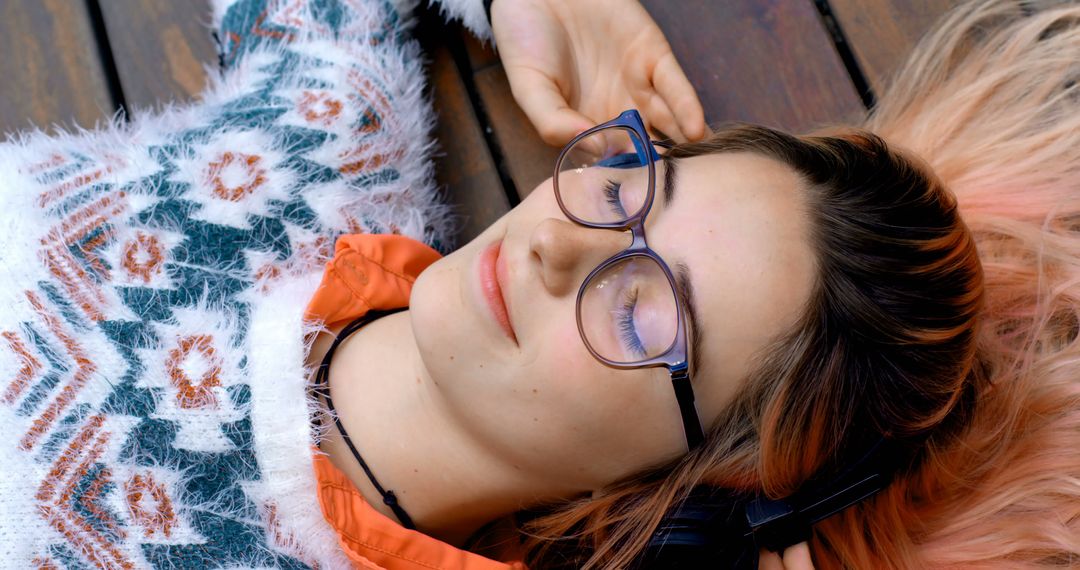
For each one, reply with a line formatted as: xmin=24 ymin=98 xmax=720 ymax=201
xmin=0 ymin=0 xmax=488 ymax=567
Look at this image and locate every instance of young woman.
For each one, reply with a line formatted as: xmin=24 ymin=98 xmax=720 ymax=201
xmin=0 ymin=0 xmax=1075 ymax=569
xmin=309 ymin=1 xmax=1080 ymax=568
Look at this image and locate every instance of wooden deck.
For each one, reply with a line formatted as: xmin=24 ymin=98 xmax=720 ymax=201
xmin=0 ymin=0 xmax=960 ymax=245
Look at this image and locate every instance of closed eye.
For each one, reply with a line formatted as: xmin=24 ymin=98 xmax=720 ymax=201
xmin=617 ymin=287 xmax=647 ymax=358
xmin=603 ymin=178 xmax=628 ymax=218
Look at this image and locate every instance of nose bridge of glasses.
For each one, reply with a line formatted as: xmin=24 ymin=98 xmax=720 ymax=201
xmin=581 ymin=222 xmax=635 ymax=264
xmin=629 ymin=223 xmax=649 ymax=250
xmin=559 ymin=212 xmax=652 ymax=272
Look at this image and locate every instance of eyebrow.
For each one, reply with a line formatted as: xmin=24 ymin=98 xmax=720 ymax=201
xmin=675 ymin=262 xmax=704 ymax=377
xmin=657 ymin=158 xmax=703 ymax=373
xmin=662 ymin=155 xmax=678 ymax=208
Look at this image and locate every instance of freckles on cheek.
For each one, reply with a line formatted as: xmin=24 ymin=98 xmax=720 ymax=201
xmin=547 ymin=332 xmax=633 ymax=409
xmin=537 ymin=326 xmax=592 ymax=385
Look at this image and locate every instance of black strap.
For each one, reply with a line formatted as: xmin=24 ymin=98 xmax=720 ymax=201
xmin=313 ymin=308 xmax=416 ymax=530
xmin=483 ymin=0 xmax=495 ymax=26
xmin=744 ymin=436 xmax=899 ymax=551
xmin=671 ymin=365 xmax=705 ymax=449
xmin=641 ymin=436 xmax=900 ymax=568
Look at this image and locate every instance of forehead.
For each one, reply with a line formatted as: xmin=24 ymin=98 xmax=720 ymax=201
xmin=649 ymin=152 xmax=816 ymax=409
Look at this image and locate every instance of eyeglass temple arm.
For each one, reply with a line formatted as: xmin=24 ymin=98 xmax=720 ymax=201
xmin=671 ymin=365 xmax=705 ymax=450
xmin=650 ymin=140 xmax=673 ymax=162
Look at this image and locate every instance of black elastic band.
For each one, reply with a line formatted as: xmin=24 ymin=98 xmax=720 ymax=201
xmin=671 ymin=365 xmax=705 ymax=449
xmin=314 ymin=308 xmax=416 ymax=530
xmin=483 ymin=0 xmax=495 ymax=26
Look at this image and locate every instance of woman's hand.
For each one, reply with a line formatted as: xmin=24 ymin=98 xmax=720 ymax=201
xmin=758 ymin=542 xmax=816 ymax=570
xmin=490 ymin=0 xmax=707 ymax=146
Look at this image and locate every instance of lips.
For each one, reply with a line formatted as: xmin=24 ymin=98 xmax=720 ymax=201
xmin=478 ymin=240 xmax=517 ymax=344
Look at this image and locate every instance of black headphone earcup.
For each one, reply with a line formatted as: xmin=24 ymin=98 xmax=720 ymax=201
xmin=637 ymin=489 xmax=759 ymax=570
xmin=637 ymin=437 xmax=898 ymax=568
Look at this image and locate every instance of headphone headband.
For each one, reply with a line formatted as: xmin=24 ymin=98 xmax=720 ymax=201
xmin=639 ymin=436 xmax=902 ymax=569
xmin=745 ymin=436 xmax=898 ymax=552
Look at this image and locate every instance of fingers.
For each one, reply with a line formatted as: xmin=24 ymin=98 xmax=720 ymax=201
xmin=633 ymin=94 xmax=680 ymax=142
xmin=759 ymin=549 xmax=785 ymax=570
xmin=652 ymin=52 xmax=707 ymax=141
xmin=623 ymin=47 xmax=677 ymax=141
xmin=626 ymin=45 xmax=706 ymax=143
xmin=783 ymin=542 xmax=815 ymax=570
xmin=504 ymin=65 xmax=596 ymax=146
xmin=757 ymin=543 xmax=816 ymax=570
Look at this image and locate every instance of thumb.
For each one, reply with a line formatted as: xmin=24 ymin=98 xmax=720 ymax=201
xmin=782 ymin=542 xmax=815 ymax=570
xmin=504 ymin=65 xmax=595 ymax=146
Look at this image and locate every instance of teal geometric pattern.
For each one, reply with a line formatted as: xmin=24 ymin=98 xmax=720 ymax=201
xmin=0 ymin=0 xmax=445 ymax=567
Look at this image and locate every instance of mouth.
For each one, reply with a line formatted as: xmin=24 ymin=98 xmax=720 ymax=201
xmin=478 ymin=240 xmax=518 ymax=344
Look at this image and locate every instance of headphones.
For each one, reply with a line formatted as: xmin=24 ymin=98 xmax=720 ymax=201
xmin=638 ymin=437 xmax=902 ymax=569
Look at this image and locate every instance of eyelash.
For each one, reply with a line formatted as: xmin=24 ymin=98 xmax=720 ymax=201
xmin=602 ymin=178 xmax=628 ymax=217
xmin=618 ymin=287 xmax=647 ymax=358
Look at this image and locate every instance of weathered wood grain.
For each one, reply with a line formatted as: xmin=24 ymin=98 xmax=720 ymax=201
xmin=461 ymin=34 xmax=560 ymax=200
xmin=98 ymin=0 xmax=217 ymax=114
xmin=642 ymin=0 xmax=865 ymax=132
xmin=473 ymin=63 xmax=561 ymax=200
xmin=0 ymin=0 xmax=114 ymax=135
xmin=828 ymin=0 xmax=960 ymax=94
xmin=460 ymin=0 xmax=867 ymax=199
xmin=463 ymin=27 xmax=499 ymax=71
xmin=421 ymin=24 xmax=510 ymax=246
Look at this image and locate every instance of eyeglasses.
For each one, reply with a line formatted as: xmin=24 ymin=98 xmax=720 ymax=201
xmin=553 ymin=109 xmax=705 ymax=450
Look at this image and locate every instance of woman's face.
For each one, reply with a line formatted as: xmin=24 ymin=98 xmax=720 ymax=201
xmin=410 ymin=151 xmax=815 ymax=491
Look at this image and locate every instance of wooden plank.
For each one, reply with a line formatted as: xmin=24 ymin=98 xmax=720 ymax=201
xmin=462 ymin=33 xmax=560 ymax=200
xmin=460 ymin=33 xmax=560 ymax=201
xmin=0 ymin=0 xmax=114 ymax=135
xmin=473 ymin=64 xmax=562 ymax=200
xmin=463 ymin=30 xmax=500 ymax=72
xmin=828 ymin=0 xmax=959 ymax=94
xmin=420 ymin=24 xmax=510 ymax=246
xmin=98 ymin=0 xmax=217 ymax=114
xmin=641 ymin=0 xmax=864 ymax=131
xmin=462 ymin=1 xmax=865 ymax=200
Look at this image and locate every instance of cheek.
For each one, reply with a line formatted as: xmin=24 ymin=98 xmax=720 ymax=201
xmin=524 ymin=321 xmax=594 ymax=401
xmin=409 ymin=255 xmax=484 ymax=382
xmin=531 ymin=323 xmax=680 ymax=439
xmin=526 ymin=322 xmax=618 ymax=423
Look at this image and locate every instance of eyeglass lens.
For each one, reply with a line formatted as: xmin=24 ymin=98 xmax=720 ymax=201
xmin=557 ymin=127 xmax=679 ymax=365
xmin=556 ymin=126 xmax=652 ymax=224
xmin=579 ymin=255 xmax=679 ymax=364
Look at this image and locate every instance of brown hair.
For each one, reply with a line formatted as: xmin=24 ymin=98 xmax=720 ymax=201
xmin=513 ymin=123 xmax=984 ymax=569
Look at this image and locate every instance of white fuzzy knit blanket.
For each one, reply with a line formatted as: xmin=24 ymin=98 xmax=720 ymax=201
xmin=0 ymin=0 xmax=485 ymax=567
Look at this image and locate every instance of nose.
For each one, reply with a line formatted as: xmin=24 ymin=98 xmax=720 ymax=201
xmin=529 ymin=218 xmax=629 ymax=297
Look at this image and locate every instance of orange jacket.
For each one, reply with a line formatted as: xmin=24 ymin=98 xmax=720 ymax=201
xmin=305 ymin=233 xmax=525 ymax=570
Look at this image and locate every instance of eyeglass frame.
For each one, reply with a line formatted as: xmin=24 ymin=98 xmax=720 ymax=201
xmin=552 ymin=109 xmax=706 ymax=450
